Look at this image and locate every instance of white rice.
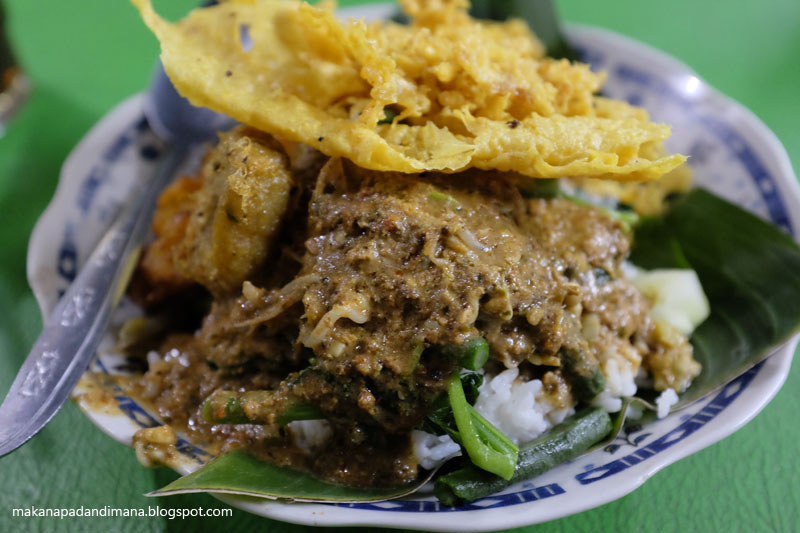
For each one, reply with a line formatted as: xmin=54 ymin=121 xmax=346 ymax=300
xmin=411 ymin=430 xmax=461 ymax=470
xmin=473 ymin=367 xmax=575 ymax=444
xmin=288 ymin=419 xmax=333 ymax=452
xmin=146 ymin=349 xmax=161 ymax=368
xmin=655 ymin=388 xmax=679 ymax=419
xmin=591 ymin=356 xmax=638 ymax=413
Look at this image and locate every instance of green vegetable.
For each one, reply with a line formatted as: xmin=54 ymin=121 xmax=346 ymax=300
xmin=405 ymin=342 xmax=425 ymax=375
xmin=428 ymin=190 xmax=460 ymax=207
xmin=456 ymin=337 xmax=490 ymax=371
xmin=147 ymin=450 xmax=438 ymax=503
xmin=563 ymin=194 xmax=640 ymax=231
xmin=377 ymin=108 xmax=398 ymax=125
xmin=275 ymin=402 xmax=326 ymax=427
xmin=460 ymin=371 xmax=484 ymax=405
xmin=469 ymin=0 xmax=578 ymax=61
xmin=421 ymin=395 xmax=459 ymax=440
xmin=201 ymin=389 xmax=323 ymax=426
xmin=201 ymin=390 xmax=250 ymax=424
xmin=631 ymin=188 xmax=800 ymax=408
xmin=518 ymin=178 xmax=560 ymax=198
xmin=447 ymin=373 xmax=519 ymax=480
xmin=559 ymin=347 xmax=605 ymax=401
xmin=421 ymin=372 xmax=483 ymax=437
xmin=435 ymin=407 xmax=612 ymax=506
xmin=423 ymin=342 xmax=516 ymax=478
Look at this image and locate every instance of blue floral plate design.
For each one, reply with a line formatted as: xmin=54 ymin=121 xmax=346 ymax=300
xmin=26 ymin=5 xmax=800 ymax=531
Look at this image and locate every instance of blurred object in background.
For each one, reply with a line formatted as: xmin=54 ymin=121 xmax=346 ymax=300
xmin=0 ymin=1 xmax=28 ymax=133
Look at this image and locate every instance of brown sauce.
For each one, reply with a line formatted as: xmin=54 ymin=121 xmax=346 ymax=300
xmin=126 ymin=129 xmax=697 ymax=488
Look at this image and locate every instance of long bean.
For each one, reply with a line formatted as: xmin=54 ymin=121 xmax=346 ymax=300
xmin=559 ymin=347 xmax=606 ymax=401
xmin=434 ymin=407 xmax=612 ymax=506
xmin=201 ymin=389 xmax=323 ymax=426
xmin=455 ymin=338 xmax=489 ymax=371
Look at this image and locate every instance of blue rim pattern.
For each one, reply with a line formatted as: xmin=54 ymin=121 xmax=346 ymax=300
xmin=611 ymin=63 xmax=792 ymax=235
xmin=56 ymin=48 xmax=789 ymax=512
xmin=576 ymin=363 xmax=760 ymax=485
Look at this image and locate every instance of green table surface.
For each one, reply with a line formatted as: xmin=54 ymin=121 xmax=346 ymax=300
xmin=1 ymin=1 xmax=798 ymax=531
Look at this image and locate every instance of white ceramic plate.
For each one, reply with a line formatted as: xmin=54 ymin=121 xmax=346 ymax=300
xmin=26 ymin=4 xmax=800 ymax=531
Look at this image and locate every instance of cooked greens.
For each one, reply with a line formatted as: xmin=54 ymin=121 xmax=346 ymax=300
xmin=435 ymin=407 xmax=612 ymax=506
xmin=446 ymin=373 xmax=519 ymax=480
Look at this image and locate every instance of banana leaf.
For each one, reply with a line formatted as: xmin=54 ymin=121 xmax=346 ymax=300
xmin=146 ymin=450 xmax=439 ymax=502
xmin=630 ymin=188 xmax=800 ymax=408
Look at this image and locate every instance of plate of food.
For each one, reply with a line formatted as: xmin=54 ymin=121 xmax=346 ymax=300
xmin=26 ymin=0 xmax=800 ymax=530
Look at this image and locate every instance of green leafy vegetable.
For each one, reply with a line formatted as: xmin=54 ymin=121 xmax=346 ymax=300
xmin=435 ymin=407 xmax=612 ymax=506
xmin=447 ymin=373 xmax=519 ymax=480
xmin=631 ymin=188 xmax=800 ymax=408
xmin=421 ymin=395 xmax=459 ymax=440
xmin=421 ymin=344 xmax=517 ymax=480
xmin=460 ymin=372 xmax=484 ymax=405
xmin=146 ymin=450 xmax=438 ymax=502
xmin=422 ymin=372 xmax=483 ymax=436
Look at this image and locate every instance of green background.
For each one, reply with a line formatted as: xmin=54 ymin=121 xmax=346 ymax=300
xmin=1 ymin=0 xmax=798 ymax=531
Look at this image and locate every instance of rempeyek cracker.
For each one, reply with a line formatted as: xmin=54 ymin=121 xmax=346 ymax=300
xmin=132 ymin=0 xmax=685 ymax=181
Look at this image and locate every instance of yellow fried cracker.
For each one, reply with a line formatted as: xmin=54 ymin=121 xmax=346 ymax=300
xmin=132 ymin=0 xmax=685 ymax=180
